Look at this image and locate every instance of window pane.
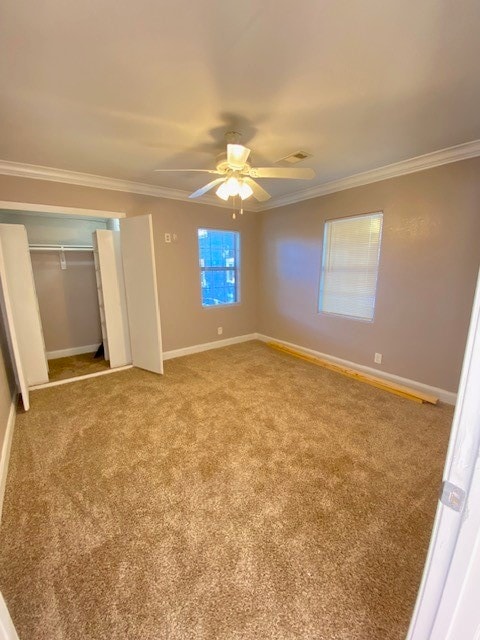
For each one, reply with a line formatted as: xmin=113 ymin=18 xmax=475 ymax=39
xmin=198 ymin=228 xmax=237 ymax=268
xmin=198 ymin=229 xmax=239 ymax=307
xmin=319 ymin=213 xmax=383 ymax=320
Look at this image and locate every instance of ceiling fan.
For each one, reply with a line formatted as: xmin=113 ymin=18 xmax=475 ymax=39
xmin=154 ymin=132 xmax=315 ymax=204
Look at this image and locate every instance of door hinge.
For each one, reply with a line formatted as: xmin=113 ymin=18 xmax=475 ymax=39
xmin=440 ymin=481 xmax=466 ymax=513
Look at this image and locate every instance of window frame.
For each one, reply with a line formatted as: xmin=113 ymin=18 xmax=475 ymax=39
xmin=197 ymin=227 xmax=241 ymax=308
xmin=318 ymin=211 xmax=383 ymax=323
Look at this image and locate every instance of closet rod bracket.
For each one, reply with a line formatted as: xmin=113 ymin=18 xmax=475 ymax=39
xmin=60 ymin=247 xmax=67 ymax=270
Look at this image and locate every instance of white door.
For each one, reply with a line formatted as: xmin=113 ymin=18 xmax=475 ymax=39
xmin=407 ymin=268 xmax=480 ymax=639
xmin=434 ymin=460 xmax=480 ymax=639
xmin=120 ymin=215 xmax=163 ymax=374
xmin=0 ymin=224 xmax=48 ymax=387
xmin=0 ymin=241 xmax=30 ymax=411
xmin=0 ymin=592 xmax=19 ymax=640
xmin=93 ymin=230 xmax=132 ymax=368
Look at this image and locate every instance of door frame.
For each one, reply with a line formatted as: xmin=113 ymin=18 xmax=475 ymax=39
xmin=0 ymin=201 xmax=125 ymax=220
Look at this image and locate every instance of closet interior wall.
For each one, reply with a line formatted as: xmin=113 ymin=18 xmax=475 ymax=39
xmin=30 ymin=249 xmax=101 ymax=358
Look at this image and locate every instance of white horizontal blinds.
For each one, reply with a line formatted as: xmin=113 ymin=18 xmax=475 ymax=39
xmin=320 ymin=212 xmax=383 ymax=320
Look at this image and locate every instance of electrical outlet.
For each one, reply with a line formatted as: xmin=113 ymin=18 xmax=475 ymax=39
xmin=374 ymin=353 xmax=382 ymax=364
xmin=164 ymin=233 xmax=171 ymax=243
xmin=172 ymin=233 xmax=178 ymax=242
xmin=217 ymin=327 xmax=223 ymax=335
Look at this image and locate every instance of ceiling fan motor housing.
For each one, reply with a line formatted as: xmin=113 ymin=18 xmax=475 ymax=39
xmin=224 ymin=131 xmax=242 ymax=144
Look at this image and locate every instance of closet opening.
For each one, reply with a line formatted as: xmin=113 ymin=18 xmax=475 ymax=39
xmin=29 ymin=243 xmax=108 ymax=383
xmin=0 ymin=210 xmax=120 ymax=385
xmin=0 ymin=202 xmax=163 ymax=409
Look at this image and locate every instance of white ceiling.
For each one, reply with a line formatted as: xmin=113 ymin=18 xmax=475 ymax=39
xmin=1 ymin=0 xmax=480 ymax=202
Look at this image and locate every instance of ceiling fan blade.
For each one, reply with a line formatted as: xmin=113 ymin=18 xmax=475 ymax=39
xmin=227 ymin=144 xmax=251 ymax=170
xmin=248 ymin=167 xmax=315 ymax=179
xmin=188 ymin=178 xmax=225 ymax=199
xmin=244 ymin=177 xmax=271 ymax=202
xmin=154 ymin=168 xmax=221 ymax=174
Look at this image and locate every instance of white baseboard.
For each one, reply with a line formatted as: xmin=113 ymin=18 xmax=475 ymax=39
xmin=256 ymin=333 xmax=457 ymax=405
xmin=163 ymin=333 xmax=258 ymax=361
xmin=46 ymin=343 xmax=101 ymax=360
xmin=0 ymin=398 xmax=17 ymax=523
xmin=44 ymin=333 xmax=456 ymax=404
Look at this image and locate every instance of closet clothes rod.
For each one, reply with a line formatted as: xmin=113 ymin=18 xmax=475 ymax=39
xmin=29 ymin=244 xmax=94 ymax=252
xmin=29 ymin=244 xmax=94 ymax=270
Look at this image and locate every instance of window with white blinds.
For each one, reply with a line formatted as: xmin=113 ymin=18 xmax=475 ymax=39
xmin=319 ymin=212 xmax=383 ymax=321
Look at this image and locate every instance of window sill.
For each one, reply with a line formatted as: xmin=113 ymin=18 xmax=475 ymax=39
xmin=201 ymin=302 xmax=242 ymax=309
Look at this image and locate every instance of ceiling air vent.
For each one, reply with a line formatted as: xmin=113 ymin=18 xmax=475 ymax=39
xmin=280 ymin=151 xmax=313 ymax=164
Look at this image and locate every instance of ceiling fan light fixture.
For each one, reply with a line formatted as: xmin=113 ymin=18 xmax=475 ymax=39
xmin=216 ymin=176 xmax=242 ymax=201
xmin=239 ymin=181 xmax=253 ymax=200
xmin=216 ymin=181 xmax=231 ymax=201
xmin=225 ymin=176 xmax=241 ymax=196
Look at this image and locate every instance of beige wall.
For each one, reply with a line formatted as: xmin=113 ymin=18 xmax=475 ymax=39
xmin=140 ymin=203 xmax=259 ymax=350
xmin=0 ymin=176 xmax=260 ymax=352
xmin=31 ymin=251 xmax=102 ymax=353
xmin=259 ymin=157 xmax=480 ymax=393
xmin=0 ymin=157 xmax=478 ymax=393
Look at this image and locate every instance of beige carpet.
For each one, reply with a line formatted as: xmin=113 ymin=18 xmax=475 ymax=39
xmin=47 ymin=352 xmax=110 ymax=382
xmin=0 ymin=341 xmax=452 ymax=640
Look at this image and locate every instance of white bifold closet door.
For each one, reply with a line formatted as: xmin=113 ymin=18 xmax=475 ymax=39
xmin=0 ymin=224 xmax=49 ymax=410
xmin=93 ymin=229 xmax=132 ymax=368
xmin=120 ymin=215 xmax=163 ymax=374
xmin=0 ymin=241 xmax=30 ymax=411
xmin=93 ymin=229 xmax=132 ymax=369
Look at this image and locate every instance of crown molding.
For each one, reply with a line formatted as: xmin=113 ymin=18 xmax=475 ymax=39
xmin=0 ymin=138 xmax=478 ymax=214
xmin=0 ymin=159 xmax=256 ymax=210
xmin=260 ymin=139 xmax=480 ymax=211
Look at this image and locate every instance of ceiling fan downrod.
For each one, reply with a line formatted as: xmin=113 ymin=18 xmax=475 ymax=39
xmin=224 ymin=131 xmax=242 ymax=144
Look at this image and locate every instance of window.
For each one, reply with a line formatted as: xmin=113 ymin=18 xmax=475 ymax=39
xmin=198 ymin=229 xmax=240 ymax=306
xmin=319 ymin=212 xmax=383 ymax=321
